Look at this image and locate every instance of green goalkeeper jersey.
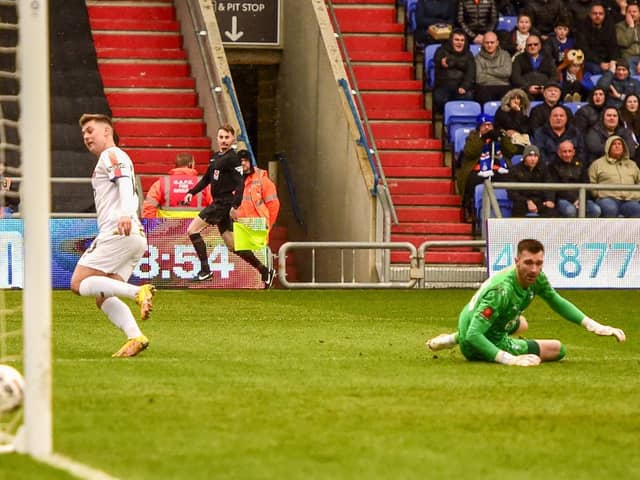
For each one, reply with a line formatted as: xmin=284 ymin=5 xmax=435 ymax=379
xmin=457 ymin=266 xmax=586 ymax=361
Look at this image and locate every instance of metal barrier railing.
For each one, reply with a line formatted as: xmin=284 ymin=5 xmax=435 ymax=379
xmin=277 ymin=241 xmax=419 ymax=289
xmin=479 ymin=180 xmax=640 ymax=238
xmin=185 ymin=0 xmax=228 ymax=128
xmin=325 ymin=0 xmax=398 ymax=227
xmin=277 ymin=239 xmax=491 ymax=289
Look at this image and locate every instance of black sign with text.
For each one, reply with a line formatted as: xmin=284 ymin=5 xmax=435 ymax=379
xmin=213 ymin=0 xmax=280 ymax=46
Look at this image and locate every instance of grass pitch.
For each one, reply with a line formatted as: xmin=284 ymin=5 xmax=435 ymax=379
xmin=1 ymin=289 xmax=639 ymax=480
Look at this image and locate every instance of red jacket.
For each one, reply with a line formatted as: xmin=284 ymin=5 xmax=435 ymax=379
xmin=142 ymin=167 xmax=213 ymax=218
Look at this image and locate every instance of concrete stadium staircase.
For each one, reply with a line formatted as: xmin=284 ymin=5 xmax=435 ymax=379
xmin=331 ymin=0 xmax=481 ymax=265
xmin=86 ymin=0 xmax=211 ymax=192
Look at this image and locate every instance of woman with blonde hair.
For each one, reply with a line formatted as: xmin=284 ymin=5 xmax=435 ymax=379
xmin=493 ymin=88 xmax=531 ymax=152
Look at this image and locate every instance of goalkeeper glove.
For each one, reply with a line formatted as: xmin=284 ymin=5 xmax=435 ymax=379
xmin=582 ymin=317 xmax=626 ymax=342
xmin=494 ymin=350 xmax=541 ymax=366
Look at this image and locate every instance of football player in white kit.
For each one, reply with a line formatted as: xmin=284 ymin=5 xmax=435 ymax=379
xmin=71 ymin=114 xmax=155 ymax=357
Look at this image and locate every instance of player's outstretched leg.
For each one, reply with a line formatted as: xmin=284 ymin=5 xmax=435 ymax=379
xmin=112 ymin=335 xmax=149 ymax=358
xmin=136 ymin=284 xmax=156 ymax=320
xmin=426 ymin=332 xmax=458 ymax=351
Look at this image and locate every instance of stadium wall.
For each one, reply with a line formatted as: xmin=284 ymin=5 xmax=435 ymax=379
xmin=277 ymin=0 xmax=377 ymax=281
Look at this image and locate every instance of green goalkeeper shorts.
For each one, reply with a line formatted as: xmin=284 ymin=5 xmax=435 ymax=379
xmin=460 ymin=337 xmax=540 ymax=361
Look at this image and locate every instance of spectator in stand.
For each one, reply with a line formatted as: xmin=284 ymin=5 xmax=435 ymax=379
xmin=433 ymin=30 xmax=476 ymax=113
xmin=585 ymin=105 xmax=638 ymax=166
xmin=142 ymin=153 xmax=213 ymax=218
xmin=528 ymin=81 xmax=573 ymax=132
xmin=575 ymin=2 xmax=619 ymax=74
xmin=574 ymin=87 xmax=608 ymax=132
xmin=533 ymin=105 xmax=584 ymax=165
xmin=0 ymin=160 xmax=19 ymax=217
xmin=414 ymin=0 xmax=457 ymax=47
xmin=236 ymin=150 xmax=280 ymax=240
xmin=620 ymin=93 xmax=640 ymax=154
xmin=493 ymin=88 xmax=531 ymax=154
xmin=616 ymin=1 xmax=640 ymax=75
xmin=568 ymin=0 xmax=594 ymax=33
xmin=497 ymin=0 xmax=524 ymax=15
xmin=497 ymin=12 xmax=539 ymax=59
xmin=605 ymin=0 xmax=628 ymax=24
xmin=508 ymin=145 xmax=557 ymax=217
xmin=524 ymin=0 xmax=569 ymax=38
xmin=474 ymin=31 xmax=513 ymax=103
xmin=511 ymin=35 xmax=557 ymax=100
xmin=456 ymin=0 xmax=498 ymax=46
xmin=543 ymin=17 xmax=575 ymax=66
xmin=589 ymin=135 xmax=640 ymax=216
xmin=457 ymin=114 xmax=518 ymax=221
xmin=596 ymin=58 xmax=640 ymax=108
xmin=548 ymin=140 xmax=602 ymax=217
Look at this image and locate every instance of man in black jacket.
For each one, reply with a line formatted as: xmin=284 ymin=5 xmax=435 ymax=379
xmin=433 ymin=29 xmax=476 ymax=112
xmin=575 ymin=2 xmax=619 ymax=74
xmin=508 ymin=145 xmax=558 ymax=217
xmin=183 ymin=124 xmax=275 ymax=287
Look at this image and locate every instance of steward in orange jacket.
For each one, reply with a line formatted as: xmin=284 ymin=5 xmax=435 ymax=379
xmin=142 ymin=153 xmax=213 ymax=218
xmin=236 ymin=150 xmax=280 ymax=237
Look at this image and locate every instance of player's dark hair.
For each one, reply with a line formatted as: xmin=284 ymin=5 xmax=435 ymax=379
xmin=517 ymin=239 xmax=544 ymax=255
xmin=218 ymin=123 xmax=235 ymax=136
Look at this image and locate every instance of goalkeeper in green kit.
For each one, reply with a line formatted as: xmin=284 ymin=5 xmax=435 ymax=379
xmin=426 ymin=239 xmax=626 ymax=366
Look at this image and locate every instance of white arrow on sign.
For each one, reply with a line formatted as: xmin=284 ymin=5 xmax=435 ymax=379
xmin=224 ymin=16 xmax=244 ymax=42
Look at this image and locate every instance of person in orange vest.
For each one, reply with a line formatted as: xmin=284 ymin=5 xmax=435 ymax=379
xmin=236 ymin=150 xmax=280 ymax=239
xmin=142 ymin=153 xmax=213 ymax=218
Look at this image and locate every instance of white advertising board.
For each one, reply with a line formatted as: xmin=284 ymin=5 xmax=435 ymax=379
xmin=487 ymin=219 xmax=640 ymax=288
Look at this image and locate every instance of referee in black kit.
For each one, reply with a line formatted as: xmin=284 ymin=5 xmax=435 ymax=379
xmin=182 ymin=124 xmax=275 ymax=287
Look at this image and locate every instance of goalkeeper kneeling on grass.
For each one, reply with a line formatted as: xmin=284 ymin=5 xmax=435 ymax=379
xmin=426 ymin=238 xmax=626 ymax=366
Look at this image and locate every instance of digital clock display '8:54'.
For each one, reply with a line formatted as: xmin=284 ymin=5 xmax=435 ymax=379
xmin=492 ymin=242 xmax=637 ymax=279
xmin=134 ymin=244 xmax=234 ymax=280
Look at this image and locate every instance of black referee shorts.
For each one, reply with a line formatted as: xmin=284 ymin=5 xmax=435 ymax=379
xmin=198 ymin=203 xmax=233 ymax=234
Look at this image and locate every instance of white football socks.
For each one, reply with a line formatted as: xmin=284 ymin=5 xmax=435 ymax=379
xmin=78 ymin=276 xmax=138 ymax=299
xmin=101 ymin=297 xmax=142 ymax=339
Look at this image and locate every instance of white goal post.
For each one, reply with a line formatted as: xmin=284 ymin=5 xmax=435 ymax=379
xmin=15 ymin=0 xmax=53 ymax=457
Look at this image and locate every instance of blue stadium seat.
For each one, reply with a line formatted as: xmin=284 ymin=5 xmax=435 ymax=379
xmin=483 ymin=100 xmax=501 ymax=117
xmin=474 ymin=184 xmax=512 ymax=228
xmin=564 ymin=102 xmax=587 ymax=114
xmin=405 ymin=0 xmax=418 ymax=32
xmin=424 ymin=44 xmax=440 ymax=89
xmin=454 ymin=126 xmax=474 ymax=166
xmin=528 ymin=100 xmax=543 ymax=113
xmin=497 ymin=16 xmax=517 ymax=32
xmin=444 ymin=100 xmax=481 ymax=144
xmin=510 ymin=154 xmax=522 ymax=166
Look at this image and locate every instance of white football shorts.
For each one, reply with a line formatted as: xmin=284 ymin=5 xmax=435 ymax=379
xmin=78 ymin=231 xmax=147 ymax=281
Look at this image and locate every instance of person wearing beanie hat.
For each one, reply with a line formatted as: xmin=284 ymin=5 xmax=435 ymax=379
xmin=508 ymin=142 xmax=557 ymax=217
xmin=456 ymin=115 xmax=518 ymax=223
xmin=522 ymin=145 xmax=540 ymax=158
xmin=595 ymin=57 xmax=640 ymax=108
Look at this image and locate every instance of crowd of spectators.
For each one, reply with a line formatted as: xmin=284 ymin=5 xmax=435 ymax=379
xmin=413 ymin=0 xmax=640 ymax=219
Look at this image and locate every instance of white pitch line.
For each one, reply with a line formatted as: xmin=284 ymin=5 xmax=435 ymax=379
xmin=41 ymin=453 xmax=121 ymax=480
